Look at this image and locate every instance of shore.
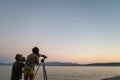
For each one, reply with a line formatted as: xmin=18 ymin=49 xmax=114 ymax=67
xmin=102 ymin=76 xmax=120 ymax=80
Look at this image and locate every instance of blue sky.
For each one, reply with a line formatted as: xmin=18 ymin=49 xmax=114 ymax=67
xmin=0 ymin=0 xmax=120 ymax=63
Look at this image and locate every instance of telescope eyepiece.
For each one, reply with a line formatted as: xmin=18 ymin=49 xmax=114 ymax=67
xmin=41 ymin=55 xmax=47 ymax=59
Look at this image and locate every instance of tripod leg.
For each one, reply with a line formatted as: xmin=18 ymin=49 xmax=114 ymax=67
xmin=42 ymin=62 xmax=48 ymax=80
xmin=34 ymin=61 xmax=42 ymax=79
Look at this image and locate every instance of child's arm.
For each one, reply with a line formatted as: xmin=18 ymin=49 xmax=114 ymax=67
xmin=21 ymin=57 xmax=25 ymax=67
xmin=35 ymin=57 xmax=39 ymax=65
xmin=35 ymin=54 xmax=41 ymax=65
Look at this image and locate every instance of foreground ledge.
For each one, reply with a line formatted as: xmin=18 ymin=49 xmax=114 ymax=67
xmin=102 ymin=76 xmax=120 ymax=80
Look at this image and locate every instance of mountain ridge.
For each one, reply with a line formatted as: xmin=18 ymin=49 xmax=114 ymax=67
xmin=1 ymin=62 xmax=120 ymax=66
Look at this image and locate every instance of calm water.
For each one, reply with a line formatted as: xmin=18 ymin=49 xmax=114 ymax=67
xmin=1 ymin=66 xmax=120 ymax=80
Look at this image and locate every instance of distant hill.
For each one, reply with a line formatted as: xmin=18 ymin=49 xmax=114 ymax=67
xmin=85 ymin=62 xmax=120 ymax=66
xmin=0 ymin=62 xmax=82 ymax=66
xmin=0 ymin=62 xmax=13 ymax=66
xmin=45 ymin=62 xmax=120 ymax=66
xmin=1 ymin=62 xmax=120 ymax=66
xmin=45 ymin=62 xmax=81 ymax=66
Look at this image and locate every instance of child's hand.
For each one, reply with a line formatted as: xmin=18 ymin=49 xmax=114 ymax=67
xmin=22 ymin=57 xmax=25 ymax=61
xmin=38 ymin=54 xmax=41 ymax=57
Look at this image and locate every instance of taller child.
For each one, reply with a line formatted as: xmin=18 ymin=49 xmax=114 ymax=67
xmin=24 ymin=47 xmax=41 ymax=80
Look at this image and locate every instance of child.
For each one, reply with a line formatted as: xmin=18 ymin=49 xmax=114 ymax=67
xmin=24 ymin=47 xmax=41 ymax=80
xmin=11 ymin=54 xmax=25 ymax=80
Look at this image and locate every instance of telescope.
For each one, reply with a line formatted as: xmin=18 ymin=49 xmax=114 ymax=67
xmin=41 ymin=55 xmax=47 ymax=59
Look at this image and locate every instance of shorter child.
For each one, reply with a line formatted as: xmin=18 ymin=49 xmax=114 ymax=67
xmin=11 ymin=54 xmax=25 ymax=80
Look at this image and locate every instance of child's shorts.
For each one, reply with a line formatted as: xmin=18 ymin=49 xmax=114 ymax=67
xmin=24 ymin=69 xmax=35 ymax=77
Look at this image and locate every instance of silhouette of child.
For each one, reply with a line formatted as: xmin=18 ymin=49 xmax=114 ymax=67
xmin=24 ymin=47 xmax=41 ymax=80
xmin=11 ymin=54 xmax=25 ymax=80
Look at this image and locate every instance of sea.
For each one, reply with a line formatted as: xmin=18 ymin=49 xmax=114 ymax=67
xmin=1 ymin=66 xmax=120 ymax=80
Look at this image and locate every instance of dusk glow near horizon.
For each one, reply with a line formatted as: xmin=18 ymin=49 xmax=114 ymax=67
xmin=0 ymin=0 xmax=120 ymax=64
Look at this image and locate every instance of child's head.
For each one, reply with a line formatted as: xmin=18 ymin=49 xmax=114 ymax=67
xmin=15 ymin=54 xmax=23 ymax=62
xmin=32 ymin=47 xmax=39 ymax=56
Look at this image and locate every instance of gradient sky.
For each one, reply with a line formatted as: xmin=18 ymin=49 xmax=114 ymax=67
xmin=0 ymin=0 xmax=120 ymax=63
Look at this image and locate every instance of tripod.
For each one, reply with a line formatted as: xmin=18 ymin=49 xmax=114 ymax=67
xmin=34 ymin=58 xmax=48 ymax=80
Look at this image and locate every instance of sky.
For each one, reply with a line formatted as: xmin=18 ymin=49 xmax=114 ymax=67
xmin=0 ymin=0 xmax=120 ymax=64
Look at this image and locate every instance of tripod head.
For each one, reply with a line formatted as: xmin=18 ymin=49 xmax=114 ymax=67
xmin=41 ymin=58 xmax=45 ymax=62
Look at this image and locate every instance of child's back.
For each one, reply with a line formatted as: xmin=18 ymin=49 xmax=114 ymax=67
xmin=24 ymin=53 xmax=38 ymax=70
xmin=11 ymin=61 xmax=24 ymax=80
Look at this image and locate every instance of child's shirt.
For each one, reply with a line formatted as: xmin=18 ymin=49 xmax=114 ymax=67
xmin=24 ymin=53 xmax=38 ymax=70
xmin=11 ymin=61 xmax=24 ymax=80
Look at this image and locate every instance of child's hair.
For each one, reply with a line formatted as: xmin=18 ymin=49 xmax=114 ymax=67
xmin=32 ymin=47 xmax=39 ymax=56
xmin=15 ymin=54 xmax=23 ymax=61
